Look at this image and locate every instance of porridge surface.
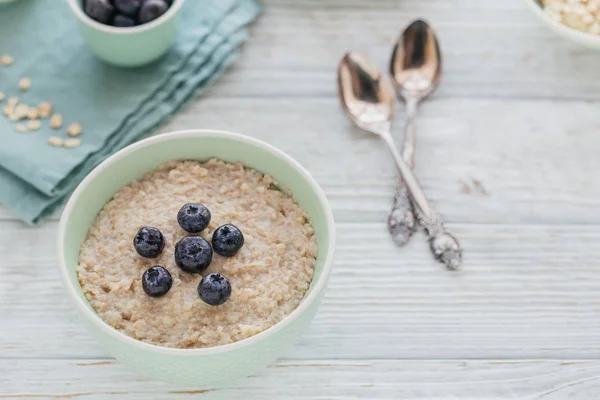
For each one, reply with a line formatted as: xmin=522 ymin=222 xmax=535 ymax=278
xmin=77 ymin=159 xmax=317 ymax=348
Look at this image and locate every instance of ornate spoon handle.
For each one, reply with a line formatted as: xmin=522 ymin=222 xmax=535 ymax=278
xmin=380 ymin=130 xmax=462 ymax=270
xmin=387 ymin=100 xmax=417 ymax=246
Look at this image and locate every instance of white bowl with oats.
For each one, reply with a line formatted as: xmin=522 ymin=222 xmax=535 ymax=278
xmin=57 ymin=129 xmax=335 ymax=386
xmin=525 ymin=0 xmax=600 ymax=48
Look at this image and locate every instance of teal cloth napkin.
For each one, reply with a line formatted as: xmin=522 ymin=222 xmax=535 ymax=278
xmin=0 ymin=0 xmax=261 ymax=224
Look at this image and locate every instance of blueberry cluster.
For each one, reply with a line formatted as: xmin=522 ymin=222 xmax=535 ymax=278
xmin=84 ymin=0 xmax=172 ymax=28
xmin=133 ymin=203 xmax=244 ymax=306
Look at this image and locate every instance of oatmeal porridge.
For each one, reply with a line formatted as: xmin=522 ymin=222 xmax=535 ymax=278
xmin=76 ymin=159 xmax=317 ymax=349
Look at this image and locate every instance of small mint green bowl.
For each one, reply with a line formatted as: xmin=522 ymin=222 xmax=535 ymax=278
xmin=67 ymin=0 xmax=185 ymax=67
xmin=57 ymin=130 xmax=336 ymax=386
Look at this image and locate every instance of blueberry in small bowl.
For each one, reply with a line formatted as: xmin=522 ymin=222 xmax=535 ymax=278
xmin=114 ymin=0 xmax=143 ymax=17
xmin=84 ymin=0 xmax=115 ymax=24
xmin=84 ymin=0 xmax=172 ymax=27
xmin=113 ymin=14 xmax=137 ymax=27
xmin=138 ymin=0 xmax=170 ymax=24
xmin=68 ymin=0 xmax=185 ymax=67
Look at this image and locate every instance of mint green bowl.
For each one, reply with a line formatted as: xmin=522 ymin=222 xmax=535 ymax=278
xmin=57 ymin=130 xmax=336 ymax=386
xmin=67 ymin=0 xmax=184 ymax=67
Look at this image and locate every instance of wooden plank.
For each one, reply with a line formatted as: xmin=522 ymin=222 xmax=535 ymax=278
xmin=2 ymin=1 xmax=600 ymax=398
xmin=207 ymin=0 xmax=600 ymax=100
xmin=4 ymin=95 xmax=599 ymax=224
xmin=2 ymin=221 xmax=600 ymax=360
xmin=159 ymin=96 xmax=600 ymax=225
xmin=1 ymin=359 xmax=600 ymax=399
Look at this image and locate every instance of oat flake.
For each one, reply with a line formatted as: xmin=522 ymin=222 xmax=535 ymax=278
xmin=19 ymin=77 xmax=31 ymax=91
xmin=67 ymin=122 xmax=83 ymax=136
xmin=64 ymin=138 xmax=82 ymax=148
xmin=14 ymin=104 xmax=29 ymax=120
xmin=38 ymin=102 xmax=53 ymax=118
xmin=0 ymin=55 xmax=13 ymax=66
xmin=50 ymin=114 xmax=63 ymax=129
xmin=26 ymin=119 xmax=40 ymax=131
xmin=26 ymin=107 xmax=39 ymax=120
xmin=48 ymin=136 xmax=64 ymax=147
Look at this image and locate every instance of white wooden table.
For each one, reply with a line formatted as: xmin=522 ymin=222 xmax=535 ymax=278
xmin=3 ymin=0 xmax=600 ymax=398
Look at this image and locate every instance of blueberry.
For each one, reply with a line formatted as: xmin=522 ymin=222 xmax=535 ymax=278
xmin=198 ymin=273 xmax=231 ymax=306
xmin=113 ymin=0 xmax=142 ymax=16
xmin=174 ymin=236 xmax=213 ymax=273
xmin=133 ymin=226 xmax=165 ymax=258
xmin=138 ymin=0 xmax=169 ymax=24
xmin=212 ymin=224 xmax=244 ymax=257
xmin=113 ymin=14 xmax=136 ymax=27
xmin=142 ymin=266 xmax=172 ymax=297
xmin=84 ymin=0 xmax=115 ymax=24
xmin=177 ymin=203 xmax=211 ymax=233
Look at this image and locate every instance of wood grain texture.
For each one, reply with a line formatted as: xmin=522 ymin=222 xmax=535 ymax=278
xmin=165 ymin=97 xmax=600 ymax=225
xmin=208 ymin=0 xmax=600 ymax=100
xmin=2 ymin=0 xmax=600 ymax=398
xmin=2 ymin=222 xmax=600 ymax=361
xmin=1 ymin=359 xmax=600 ymax=399
xmin=3 ymin=96 xmax=599 ymax=224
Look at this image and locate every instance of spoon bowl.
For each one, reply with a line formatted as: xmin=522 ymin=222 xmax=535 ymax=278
xmin=390 ymin=19 xmax=442 ymax=101
xmin=337 ymin=52 xmax=396 ymax=134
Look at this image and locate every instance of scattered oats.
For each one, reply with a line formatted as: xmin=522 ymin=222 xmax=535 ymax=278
xmin=0 ymin=92 xmax=4 ymax=102
xmin=14 ymin=103 xmax=29 ymax=120
xmin=26 ymin=119 xmax=40 ymax=131
xmin=7 ymin=114 xmax=19 ymax=122
xmin=2 ymin=105 xmax=13 ymax=116
xmin=26 ymin=107 xmax=39 ymax=120
xmin=50 ymin=113 xmax=63 ymax=129
xmin=19 ymin=77 xmax=31 ymax=91
xmin=37 ymin=101 xmax=53 ymax=118
xmin=64 ymin=138 xmax=82 ymax=148
xmin=67 ymin=122 xmax=83 ymax=136
xmin=15 ymin=124 xmax=27 ymax=133
xmin=7 ymin=97 xmax=18 ymax=107
xmin=0 ymin=55 xmax=13 ymax=66
xmin=48 ymin=136 xmax=64 ymax=147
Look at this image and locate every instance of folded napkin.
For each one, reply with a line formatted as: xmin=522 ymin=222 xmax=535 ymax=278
xmin=0 ymin=0 xmax=261 ymax=224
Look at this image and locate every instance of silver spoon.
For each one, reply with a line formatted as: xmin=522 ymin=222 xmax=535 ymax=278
xmin=387 ymin=19 xmax=442 ymax=247
xmin=337 ymin=51 xmax=461 ymax=270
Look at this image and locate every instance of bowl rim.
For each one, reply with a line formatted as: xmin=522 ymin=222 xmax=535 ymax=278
xmin=67 ymin=0 xmax=185 ymax=35
xmin=523 ymin=0 xmax=600 ymax=43
xmin=56 ymin=129 xmax=336 ymax=356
